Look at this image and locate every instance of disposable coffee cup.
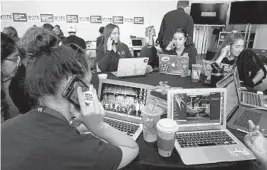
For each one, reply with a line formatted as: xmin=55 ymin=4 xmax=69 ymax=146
xmin=141 ymin=104 xmax=163 ymax=142
xmin=157 ymin=118 xmax=178 ymax=157
xmin=98 ymin=73 xmax=108 ymax=80
xmin=191 ymin=64 xmax=202 ymax=83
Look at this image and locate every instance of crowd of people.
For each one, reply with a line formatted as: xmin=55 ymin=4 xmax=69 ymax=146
xmin=1 ymin=1 xmax=267 ymax=169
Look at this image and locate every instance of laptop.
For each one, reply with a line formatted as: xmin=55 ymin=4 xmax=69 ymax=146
xmin=131 ymin=38 xmax=143 ymax=50
xmin=158 ymin=54 xmax=189 ymax=76
xmin=217 ymin=72 xmax=267 ymax=137
xmin=111 ymin=57 xmax=148 ymax=77
xmin=168 ymin=88 xmax=255 ymax=165
xmin=98 ymin=79 xmax=166 ymax=140
xmin=233 ymin=68 xmax=266 ymax=110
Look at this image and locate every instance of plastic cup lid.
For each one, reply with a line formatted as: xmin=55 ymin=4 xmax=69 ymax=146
xmin=141 ymin=104 xmax=163 ymax=116
xmin=157 ymin=118 xmax=178 ymax=133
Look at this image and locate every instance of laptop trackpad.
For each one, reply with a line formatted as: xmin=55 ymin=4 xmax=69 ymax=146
xmin=204 ymin=147 xmax=230 ymax=162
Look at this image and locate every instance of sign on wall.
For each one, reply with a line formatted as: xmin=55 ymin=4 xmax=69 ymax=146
xmin=66 ymin=15 xmax=79 ymax=23
xmin=28 ymin=15 xmax=40 ymax=21
xmin=113 ymin=16 xmax=123 ymax=24
xmin=40 ymin=14 xmax=54 ymax=22
xmin=1 ymin=14 xmax=13 ymax=20
xmin=54 ymin=15 xmax=66 ymax=22
xmin=124 ymin=17 xmax=133 ymax=23
xmin=134 ymin=17 xmax=144 ymax=24
xmin=13 ymin=13 xmax=27 ymax=22
xmin=79 ymin=16 xmax=90 ymax=22
xmin=90 ymin=16 xmax=102 ymax=23
xmin=102 ymin=17 xmax=112 ymax=22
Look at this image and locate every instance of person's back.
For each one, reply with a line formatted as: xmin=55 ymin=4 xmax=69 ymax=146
xmin=63 ymin=35 xmax=86 ymax=50
xmin=157 ymin=0 xmax=194 ymax=49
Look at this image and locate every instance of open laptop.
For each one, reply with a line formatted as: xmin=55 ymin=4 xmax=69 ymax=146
xmin=98 ymin=79 xmax=166 ymax=140
xmin=217 ymin=72 xmax=267 ymax=136
xmin=233 ymin=68 xmax=266 ymax=110
xmin=158 ymin=54 xmax=189 ymax=76
xmin=111 ymin=57 xmax=148 ymax=77
xmin=168 ymin=88 xmax=255 ymax=165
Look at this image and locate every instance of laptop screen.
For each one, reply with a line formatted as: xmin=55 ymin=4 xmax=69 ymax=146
xmin=172 ymin=91 xmax=223 ymax=126
xmin=99 ymin=82 xmax=149 ymax=118
xmin=225 ymin=75 xmax=239 ymax=116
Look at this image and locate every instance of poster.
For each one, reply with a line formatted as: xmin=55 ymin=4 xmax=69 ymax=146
xmin=79 ymin=16 xmax=90 ymax=22
xmin=54 ymin=15 xmax=66 ymax=22
xmin=124 ymin=17 xmax=133 ymax=23
xmin=1 ymin=14 xmax=12 ymax=20
xmin=13 ymin=13 xmax=27 ymax=22
xmin=28 ymin=15 xmax=40 ymax=21
xmin=134 ymin=17 xmax=144 ymax=24
xmin=102 ymin=17 xmax=112 ymax=22
xmin=66 ymin=15 xmax=79 ymax=23
xmin=113 ymin=16 xmax=123 ymax=24
xmin=90 ymin=16 xmax=102 ymax=23
xmin=40 ymin=14 xmax=54 ymax=22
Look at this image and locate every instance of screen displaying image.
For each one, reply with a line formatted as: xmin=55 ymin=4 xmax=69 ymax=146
xmin=173 ymin=92 xmax=222 ymax=125
xmin=100 ymin=83 xmax=148 ymax=118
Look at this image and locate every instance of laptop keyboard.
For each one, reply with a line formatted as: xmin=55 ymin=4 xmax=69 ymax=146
xmin=233 ymin=110 xmax=262 ymax=130
xmin=103 ymin=117 xmax=140 ymax=137
xmin=176 ymin=131 xmax=237 ymax=148
xmin=242 ymin=92 xmax=262 ymax=107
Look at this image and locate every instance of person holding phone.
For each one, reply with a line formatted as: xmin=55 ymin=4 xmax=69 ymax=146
xmin=244 ymin=120 xmax=267 ymax=169
xmin=213 ymin=32 xmax=244 ymax=66
xmin=96 ymin=23 xmax=132 ymax=72
xmin=165 ymin=28 xmax=198 ymax=70
xmin=2 ymin=27 xmax=139 ymax=170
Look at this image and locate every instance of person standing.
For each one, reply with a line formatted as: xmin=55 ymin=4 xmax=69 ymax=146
xmin=96 ymin=26 xmax=105 ymax=48
xmin=156 ymin=0 xmax=194 ymax=50
xmin=63 ymin=24 xmax=86 ymax=49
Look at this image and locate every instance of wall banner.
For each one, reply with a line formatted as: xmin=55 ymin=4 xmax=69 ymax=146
xmin=40 ymin=14 xmax=54 ymax=22
xmin=102 ymin=17 xmax=112 ymax=22
xmin=113 ymin=16 xmax=123 ymax=24
xmin=28 ymin=15 xmax=40 ymax=21
xmin=54 ymin=15 xmax=66 ymax=22
xmin=124 ymin=17 xmax=133 ymax=23
xmin=79 ymin=16 xmax=90 ymax=22
xmin=90 ymin=15 xmax=102 ymax=23
xmin=66 ymin=15 xmax=79 ymax=23
xmin=134 ymin=17 xmax=144 ymax=24
xmin=1 ymin=14 xmax=12 ymax=20
xmin=13 ymin=13 xmax=27 ymax=22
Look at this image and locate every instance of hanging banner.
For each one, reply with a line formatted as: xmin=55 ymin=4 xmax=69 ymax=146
xmin=134 ymin=17 xmax=144 ymax=24
xmin=28 ymin=15 xmax=40 ymax=21
xmin=1 ymin=14 xmax=12 ymax=20
xmin=124 ymin=17 xmax=133 ymax=23
xmin=113 ymin=16 xmax=123 ymax=24
xmin=66 ymin=15 xmax=79 ymax=23
xmin=90 ymin=16 xmax=102 ymax=23
xmin=13 ymin=13 xmax=27 ymax=22
xmin=102 ymin=17 xmax=112 ymax=22
xmin=79 ymin=16 xmax=90 ymax=22
xmin=40 ymin=14 xmax=54 ymax=22
xmin=54 ymin=15 xmax=66 ymax=22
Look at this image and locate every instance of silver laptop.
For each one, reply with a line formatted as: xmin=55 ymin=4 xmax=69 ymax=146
xmin=158 ymin=54 xmax=189 ymax=76
xmin=98 ymin=79 xmax=166 ymax=140
xmin=233 ymin=68 xmax=266 ymax=110
xmin=168 ymin=88 xmax=255 ymax=165
xmin=217 ymin=72 xmax=267 ymax=137
xmin=111 ymin=57 xmax=148 ymax=77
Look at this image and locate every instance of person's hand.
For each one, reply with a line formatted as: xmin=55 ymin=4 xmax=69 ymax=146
xmin=166 ymin=40 xmax=175 ymax=51
xmin=72 ymin=86 xmax=105 ymax=131
xmin=107 ymin=36 xmax=113 ymax=51
xmin=221 ymin=45 xmax=231 ymax=58
xmin=244 ymin=120 xmax=267 ymax=164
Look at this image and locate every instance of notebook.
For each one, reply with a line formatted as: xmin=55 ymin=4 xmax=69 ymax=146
xmin=233 ymin=68 xmax=266 ymax=110
xmin=111 ymin=57 xmax=148 ymax=77
xmin=217 ymin=72 xmax=267 ymax=137
xmin=98 ymin=79 xmax=166 ymax=140
xmin=158 ymin=54 xmax=189 ymax=76
xmin=167 ymin=88 xmax=255 ymax=165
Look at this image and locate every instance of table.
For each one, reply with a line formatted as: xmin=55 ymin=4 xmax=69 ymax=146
xmin=91 ymin=71 xmax=257 ymax=170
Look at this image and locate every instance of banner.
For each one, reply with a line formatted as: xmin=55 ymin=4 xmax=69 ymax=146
xmin=28 ymin=15 xmax=40 ymax=21
xmin=90 ymin=16 xmax=102 ymax=23
xmin=66 ymin=15 xmax=79 ymax=23
xmin=113 ymin=16 xmax=123 ymax=24
xmin=54 ymin=15 xmax=66 ymax=22
xmin=79 ymin=16 xmax=90 ymax=22
xmin=1 ymin=14 xmax=12 ymax=20
xmin=134 ymin=17 xmax=144 ymax=24
xmin=124 ymin=17 xmax=133 ymax=23
xmin=40 ymin=14 xmax=54 ymax=22
xmin=13 ymin=13 xmax=27 ymax=22
xmin=102 ymin=17 xmax=112 ymax=22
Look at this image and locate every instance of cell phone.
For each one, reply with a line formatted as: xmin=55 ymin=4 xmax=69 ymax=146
xmin=62 ymin=75 xmax=89 ymax=110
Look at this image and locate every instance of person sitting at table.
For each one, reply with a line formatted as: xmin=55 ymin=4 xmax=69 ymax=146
xmin=244 ymin=120 xmax=267 ymax=169
xmin=213 ymin=32 xmax=244 ymax=66
xmin=96 ymin=23 xmax=133 ymax=72
xmin=1 ymin=28 xmax=139 ymax=170
xmin=139 ymin=26 xmax=159 ymax=69
xmin=164 ymin=28 xmax=197 ymax=70
xmin=237 ymin=49 xmax=267 ymax=92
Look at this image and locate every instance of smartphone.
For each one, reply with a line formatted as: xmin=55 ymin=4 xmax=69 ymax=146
xmin=62 ymin=75 xmax=89 ymax=110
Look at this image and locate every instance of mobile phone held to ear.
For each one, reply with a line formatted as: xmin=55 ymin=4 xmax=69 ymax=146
xmin=62 ymin=75 xmax=89 ymax=110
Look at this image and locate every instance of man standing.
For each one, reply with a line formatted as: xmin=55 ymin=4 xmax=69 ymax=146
xmin=156 ymin=0 xmax=194 ymax=50
xmin=62 ymin=24 xmax=86 ymax=49
xmin=96 ymin=26 xmax=105 ymax=48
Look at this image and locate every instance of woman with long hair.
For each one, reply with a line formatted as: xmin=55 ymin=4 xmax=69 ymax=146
xmin=165 ymin=27 xmax=198 ymax=69
xmin=96 ymin=23 xmax=132 ymax=72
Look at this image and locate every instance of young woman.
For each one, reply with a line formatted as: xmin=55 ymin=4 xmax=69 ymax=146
xmin=96 ymin=23 xmax=132 ymax=72
xmin=237 ymin=49 xmax=267 ymax=92
xmin=213 ymin=32 xmax=244 ymax=66
xmin=165 ymin=28 xmax=198 ymax=70
xmin=2 ymin=27 xmax=139 ymax=170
